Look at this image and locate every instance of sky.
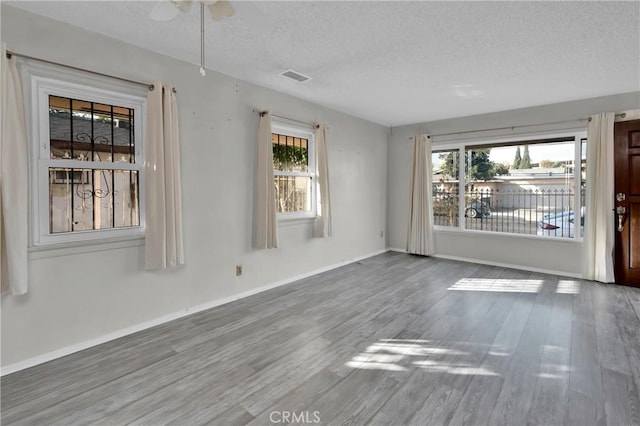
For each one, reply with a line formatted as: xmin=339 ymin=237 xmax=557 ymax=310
xmin=490 ymin=143 xmax=574 ymax=165
xmin=433 ymin=141 xmax=585 ymax=169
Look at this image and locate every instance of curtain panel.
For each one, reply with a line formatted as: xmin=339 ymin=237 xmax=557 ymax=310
xmin=583 ymin=112 xmax=615 ymax=283
xmin=406 ymin=134 xmax=435 ymax=256
xmin=1 ymin=44 xmax=29 ymax=295
xmin=144 ymin=82 xmax=185 ymax=270
xmin=255 ymin=112 xmax=278 ymax=249
xmin=314 ymin=124 xmax=332 ymax=238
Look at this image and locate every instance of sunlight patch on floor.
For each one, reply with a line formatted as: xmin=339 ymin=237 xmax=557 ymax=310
xmin=556 ymin=279 xmax=581 ymax=294
xmin=344 ymin=338 xmax=497 ymax=376
xmin=413 ymin=360 xmax=499 ymax=376
xmin=448 ymin=278 xmax=543 ymax=293
xmin=344 ymin=360 xmax=408 ymax=372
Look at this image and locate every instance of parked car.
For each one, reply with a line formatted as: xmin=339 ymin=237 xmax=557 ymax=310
xmin=465 ymin=199 xmax=491 ymax=218
xmin=537 ymin=209 xmax=584 ymax=238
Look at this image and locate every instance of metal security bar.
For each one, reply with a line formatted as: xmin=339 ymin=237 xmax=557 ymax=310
xmin=272 ymin=132 xmax=313 ymax=213
xmin=48 ymin=95 xmax=139 ymax=233
xmin=433 ymin=187 xmax=581 ymax=238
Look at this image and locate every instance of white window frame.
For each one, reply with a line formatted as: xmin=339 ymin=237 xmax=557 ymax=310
xmin=271 ymin=120 xmax=317 ymax=221
xmin=31 ymin=75 xmax=146 ymax=246
xmin=432 ymin=130 xmax=587 ymax=241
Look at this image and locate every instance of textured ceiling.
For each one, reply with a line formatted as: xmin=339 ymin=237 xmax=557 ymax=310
xmin=7 ymin=1 xmax=640 ymax=126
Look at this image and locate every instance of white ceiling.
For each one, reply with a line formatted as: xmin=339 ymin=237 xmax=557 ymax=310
xmin=7 ymin=1 xmax=640 ymax=126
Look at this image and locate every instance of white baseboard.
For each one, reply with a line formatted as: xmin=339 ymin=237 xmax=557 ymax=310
xmin=430 ymin=253 xmax=583 ymax=279
xmin=1 ymin=248 xmax=388 ymax=376
xmin=387 ymin=246 xmax=581 ymax=279
xmin=387 ymin=247 xmax=406 ymax=253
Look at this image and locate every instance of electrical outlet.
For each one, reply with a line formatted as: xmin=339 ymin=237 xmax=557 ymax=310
xmin=235 ymin=265 xmax=243 ymax=276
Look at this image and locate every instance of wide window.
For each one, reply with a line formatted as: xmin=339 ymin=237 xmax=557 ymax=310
xmin=432 ymin=133 xmax=586 ymax=240
xmin=33 ymin=77 xmax=145 ymax=245
xmin=271 ymin=122 xmax=316 ymax=219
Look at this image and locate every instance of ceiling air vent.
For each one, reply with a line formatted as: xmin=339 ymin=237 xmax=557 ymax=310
xmin=280 ymin=69 xmax=311 ymax=83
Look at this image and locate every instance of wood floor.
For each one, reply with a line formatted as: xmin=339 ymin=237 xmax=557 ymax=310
xmin=3 ymin=252 xmax=640 ymax=425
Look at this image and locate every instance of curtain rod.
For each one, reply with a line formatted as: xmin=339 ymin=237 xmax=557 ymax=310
xmin=6 ymin=50 xmax=176 ymax=93
xmin=408 ymin=113 xmax=627 ymax=139
xmin=253 ymin=109 xmax=319 ymax=129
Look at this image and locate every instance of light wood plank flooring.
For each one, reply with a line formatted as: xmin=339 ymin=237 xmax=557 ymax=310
xmin=2 ymin=252 xmax=640 ymax=425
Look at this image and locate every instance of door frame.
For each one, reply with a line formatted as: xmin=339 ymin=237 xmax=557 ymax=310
xmin=613 ymin=116 xmax=640 ymax=286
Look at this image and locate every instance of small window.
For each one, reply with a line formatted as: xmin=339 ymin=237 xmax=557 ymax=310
xmin=32 ymin=77 xmax=145 ymax=245
xmin=271 ymin=122 xmax=316 ymax=219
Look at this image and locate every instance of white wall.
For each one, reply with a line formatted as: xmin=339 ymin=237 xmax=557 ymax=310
xmin=388 ymin=92 xmax=640 ymax=277
xmin=1 ymin=6 xmax=389 ymax=368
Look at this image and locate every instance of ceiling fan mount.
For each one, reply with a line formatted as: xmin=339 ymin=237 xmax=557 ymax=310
xmin=150 ymin=0 xmax=236 ymax=76
xmin=150 ymin=0 xmax=235 ymax=23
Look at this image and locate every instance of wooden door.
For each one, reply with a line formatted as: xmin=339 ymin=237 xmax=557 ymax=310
xmin=614 ymin=119 xmax=640 ymax=286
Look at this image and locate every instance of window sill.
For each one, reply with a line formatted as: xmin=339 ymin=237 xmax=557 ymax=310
xmin=277 ymin=216 xmax=317 ymax=227
xmin=433 ymin=226 xmax=583 ymax=243
xmin=29 ymin=235 xmax=145 ymax=260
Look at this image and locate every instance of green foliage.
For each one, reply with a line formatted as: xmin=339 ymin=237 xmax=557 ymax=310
xmin=521 ymin=145 xmax=532 ymax=169
xmin=49 ymin=109 xmax=116 ymax=125
xmin=467 ymin=149 xmax=495 ymax=181
xmin=492 ymin=162 xmax=509 ymax=176
xmin=439 ymin=149 xmax=499 ymax=181
xmin=439 ymin=152 xmax=459 ymax=180
xmin=432 ymin=187 xmax=458 ymax=226
xmin=273 ymin=145 xmax=308 ymax=171
xmin=513 ymin=146 xmax=521 ymax=169
xmin=539 ymin=159 xmax=566 ymax=169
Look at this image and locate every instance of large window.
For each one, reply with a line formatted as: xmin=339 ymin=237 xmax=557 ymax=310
xmin=271 ymin=121 xmax=316 ymax=219
xmin=33 ymin=77 xmax=145 ymax=245
xmin=432 ymin=133 xmax=586 ymax=239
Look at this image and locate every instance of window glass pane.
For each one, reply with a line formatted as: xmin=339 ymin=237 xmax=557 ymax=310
xmin=91 ymin=102 xmax=114 ymax=162
xmin=49 ymin=168 xmax=139 ymax=233
xmin=272 ymin=133 xmax=309 ymax=172
xmin=433 ymin=150 xmax=459 ymax=227
xmin=463 ymin=140 xmax=577 ymax=238
xmin=49 ymin=96 xmax=71 ymax=159
xmin=113 ymin=106 xmax=135 ymax=163
xmin=114 ymin=170 xmax=140 ymax=227
xmin=49 ymin=96 xmax=135 ymax=163
xmin=70 ymin=99 xmax=94 ymax=162
xmin=580 ymin=138 xmax=586 ymax=237
xmin=274 ymin=176 xmax=312 ymax=213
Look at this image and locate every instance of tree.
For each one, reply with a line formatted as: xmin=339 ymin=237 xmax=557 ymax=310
xmin=539 ymin=159 xmax=553 ymax=168
xmin=521 ymin=145 xmax=532 ymax=169
xmin=439 ymin=152 xmax=459 ymax=180
xmin=272 ymin=144 xmax=308 ymax=171
xmin=440 ymin=149 xmax=496 ymax=182
xmin=513 ymin=146 xmax=521 ymax=169
xmin=492 ymin=162 xmax=509 ymax=176
xmin=466 ymin=149 xmax=495 ymax=181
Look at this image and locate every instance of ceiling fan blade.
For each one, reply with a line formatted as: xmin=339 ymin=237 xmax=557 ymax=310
xmin=206 ymin=0 xmax=235 ymax=21
xmin=172 ymin=0 xmax=193 ymax=13
xmin=149 ymin=0 xmax=181 ymax=21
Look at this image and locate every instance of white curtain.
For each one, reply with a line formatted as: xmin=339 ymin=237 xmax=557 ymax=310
xmin=1 ymin=45 xmax=29 ymax=295
xmin=314 ymin=124 xmax=332 ymax=238
xmin=583 ymin=112 xmax=615 ymax=283
xmin=255 ymin=112 xmax=278 ymax=249
xmin=406 ymin=134 xmax=435 ymax=256
xmin=144 ymin=82 xmax=184 ymax=270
